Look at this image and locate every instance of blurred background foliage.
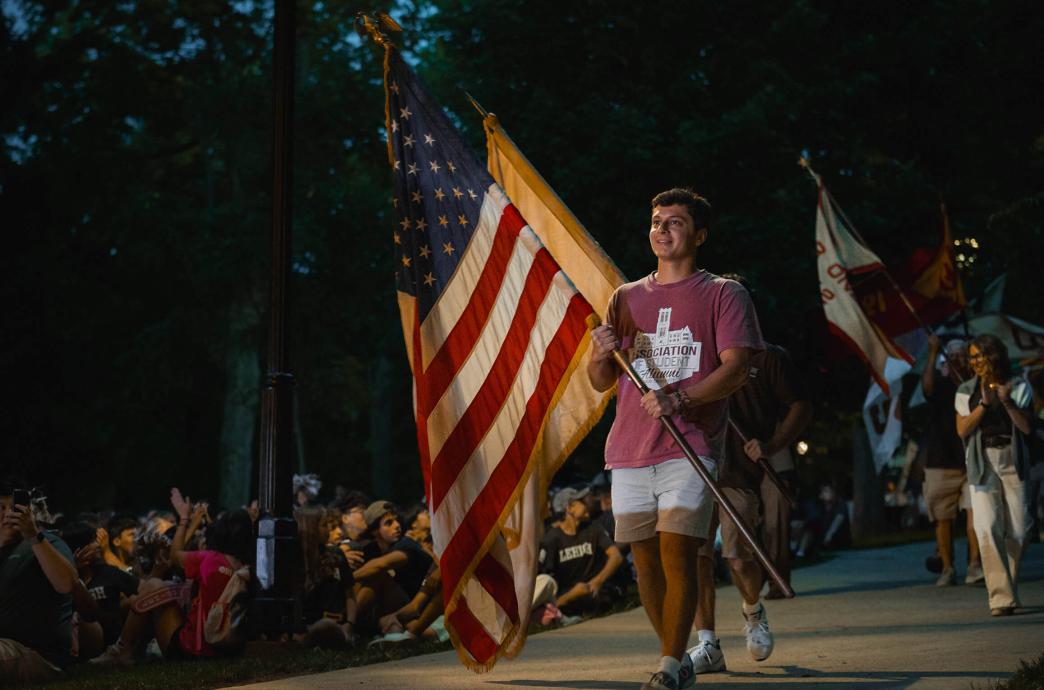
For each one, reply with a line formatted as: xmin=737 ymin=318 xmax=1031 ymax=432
xmin=1 ymin=0 xmax=1041 ymax=514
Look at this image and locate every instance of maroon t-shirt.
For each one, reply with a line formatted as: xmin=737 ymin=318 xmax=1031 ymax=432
xmin=604 ymin=271 xmax=763 ymax=468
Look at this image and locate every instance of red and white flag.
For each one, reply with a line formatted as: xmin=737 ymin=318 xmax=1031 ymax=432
xmin=815 ymin=179 xmax=911 ymax=394
xmin=382 ymin=48 xmax=604 ymax=671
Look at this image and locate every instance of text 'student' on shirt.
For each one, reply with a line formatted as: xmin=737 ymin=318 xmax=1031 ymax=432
xmin=604 ymin=270 xmax=764 ymax=469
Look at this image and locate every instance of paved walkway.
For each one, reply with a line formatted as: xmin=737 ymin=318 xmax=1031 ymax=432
xmin=226 ymin=539 xmax=1044 ymax=689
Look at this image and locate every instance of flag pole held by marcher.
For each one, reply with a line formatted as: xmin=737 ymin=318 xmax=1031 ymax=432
xmin=610 ymin=350 xmax=795 ymax=599
xmin=727 ymin=418 xmax=798 ymax=510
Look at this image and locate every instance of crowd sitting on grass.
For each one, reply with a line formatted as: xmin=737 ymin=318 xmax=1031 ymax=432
xmin=1 ymin=465 xmax=866 ymax=687
xmin=0 ymin=477 xmax=500 ymax=685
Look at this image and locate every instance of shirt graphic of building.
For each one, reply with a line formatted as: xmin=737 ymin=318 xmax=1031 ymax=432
xmin=631 ymin=307 xmax=702 ymax=389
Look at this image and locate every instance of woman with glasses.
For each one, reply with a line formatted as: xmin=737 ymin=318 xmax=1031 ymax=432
xmin=954 ymin=334 xmax=1034 ymax=616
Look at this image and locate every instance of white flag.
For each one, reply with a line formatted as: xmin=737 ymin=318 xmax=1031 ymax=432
xmin=862 ymin=356 xmax=912 ymax=472
xmin=815 ymin=182 xmax=911 ymax=394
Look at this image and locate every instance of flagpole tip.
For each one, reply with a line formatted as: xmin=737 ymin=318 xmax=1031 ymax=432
xmin=355 ymin=12 xmax=398 ymax=49
xmin=798 ymin=157 xmax=809 ymax=169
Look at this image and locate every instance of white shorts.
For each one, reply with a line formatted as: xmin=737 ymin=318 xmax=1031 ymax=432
xmin=611 ymin=457 xmax=717 ymax=543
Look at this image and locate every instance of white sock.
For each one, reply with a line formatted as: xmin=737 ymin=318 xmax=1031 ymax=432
xmin=658 ymin=655 xmax=681 ymax=678
xmin=742 ymin=600 xmax=762 ymax=615
xmin=697 ymin=628 xmax=717 ymax=644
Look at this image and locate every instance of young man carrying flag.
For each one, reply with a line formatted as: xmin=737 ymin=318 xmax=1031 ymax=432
xmin=588 ymin=188 xmax=763 ymax=690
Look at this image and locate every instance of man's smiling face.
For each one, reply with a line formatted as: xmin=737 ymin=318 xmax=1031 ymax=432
xmin=649 ymin=204 xmax=706 ymax=261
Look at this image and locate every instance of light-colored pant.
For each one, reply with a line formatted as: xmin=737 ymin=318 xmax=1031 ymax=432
xmin=760 ymin=469 xmax=794 ymax=589
xmin=612 ymin=457 xmax=717 ymax=543
xmin=969 ymin=446 xmax=1031 ymax=609
xmin=531 ymin=573 xmax=558 ymax=609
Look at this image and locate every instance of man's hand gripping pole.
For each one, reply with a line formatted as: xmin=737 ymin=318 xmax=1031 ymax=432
xmin=609 ymin=349 xmax=795 ymax=599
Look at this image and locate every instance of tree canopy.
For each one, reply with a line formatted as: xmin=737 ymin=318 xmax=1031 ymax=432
xmin=2 ymin=0 xmax=1041 ymax=513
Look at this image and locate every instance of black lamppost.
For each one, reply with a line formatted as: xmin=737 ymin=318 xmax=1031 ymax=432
xmin=254 ymin=0 xmax=301 ymax=636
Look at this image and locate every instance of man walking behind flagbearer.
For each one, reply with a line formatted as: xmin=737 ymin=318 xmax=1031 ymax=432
xmin=955 ymin=334 xmax=1035 ymax=616
xmin=687 ymin=273 xmax=812 ymax=675
xmin=588 ymin=188 xmax=763 ymax=690
xmin=922 ymin=335 xmax=982 ymax=586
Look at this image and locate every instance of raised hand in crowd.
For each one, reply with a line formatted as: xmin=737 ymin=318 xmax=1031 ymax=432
xmin=169 ymin=487 xmax=191 ymax=522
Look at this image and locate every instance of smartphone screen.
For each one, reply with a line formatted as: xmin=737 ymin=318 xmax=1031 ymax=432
xmin=12 ymin=489 xmax=30 ymax=508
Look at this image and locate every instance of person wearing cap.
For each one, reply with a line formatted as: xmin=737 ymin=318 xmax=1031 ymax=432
xmin=352 ymin=501 xmax=436 ymax=641
xmin=923 ymin=335 xmax=982 ymax=586
xmin=588 ymin=189 xmax=763 ymax=690
xmin=538 ymin=487 xmax=624 ymax=615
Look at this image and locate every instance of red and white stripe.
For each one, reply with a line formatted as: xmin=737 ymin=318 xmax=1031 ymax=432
xmin=399 ymin=183 xmax=597 ymax=669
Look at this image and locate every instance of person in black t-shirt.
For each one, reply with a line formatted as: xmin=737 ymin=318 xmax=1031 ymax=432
xmin=539 ymin=487 xmax=623 ymax=614
xmin=353 ymin=501 xmax=441 ymax=645
xmin=0 ymin=486 xmax=78 ymax=684
xmin=61 ymin=521 xmax=142 ymax=649
xmin=922 ymin=336 xmax=981 ymax=586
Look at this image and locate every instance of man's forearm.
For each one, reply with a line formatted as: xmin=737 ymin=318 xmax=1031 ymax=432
xmin=587 ymin=357 xmax=617 ymax=392
xmin=956 ymin=407 xmax=984 ymax=440
xmin=555 ymin=582 xmax=589 ymax=608
xmin=679 ymin=356 xmax=749 ymax=405
xmin=33 ymin=540 xmax=77 ymax=594
xmin=353 ymin=563 xmax=382 ymax=582
xmin=591 ymin=547 xmax=624 ymax=587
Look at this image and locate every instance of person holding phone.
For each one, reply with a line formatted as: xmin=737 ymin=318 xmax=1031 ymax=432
xmin=0 ymin=483 xmax=78 ymax=683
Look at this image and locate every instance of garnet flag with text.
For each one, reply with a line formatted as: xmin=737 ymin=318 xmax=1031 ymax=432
xmin=815 ymin=178 xmax=912 ymax=394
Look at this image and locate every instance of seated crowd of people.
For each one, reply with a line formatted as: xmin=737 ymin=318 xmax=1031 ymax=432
xmin=6 ymin=462 xmax=862 ymax=686
xmin=0 ymin=471 xmax=639 ymax=686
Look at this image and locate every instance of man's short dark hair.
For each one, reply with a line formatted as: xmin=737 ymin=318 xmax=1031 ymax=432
xmin=106 ymin=515 xmax=139 ymax=543
xmin=62 ymin=521 xmax=98 ymax=553
xmin=333 ymin=489 xmax=370 ymax=513
xmin=651 ymin=188 xmax=713 ymax=231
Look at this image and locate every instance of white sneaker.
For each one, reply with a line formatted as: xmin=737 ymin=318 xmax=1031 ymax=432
xmin=366 ymin=631 xmax=416 ymax=650
xmin=936 ymin=566 xmax=956 ymax=587
xmin=89 ymin=642 xmax=133 ymax=666
xmin=640 ymin=671 xmax=678 ymax=690
xmin=678 ymin=651 xmax=696 ymax=688
xmin=686 ymin=637 xmax=726 ymax=673
xmin=965 ymin=562 xmax=985 ymax=585
xmin=144 ymin=638 xmax=163 ymax=660
xmin=743 ymin=603 xmax=774 ymax=661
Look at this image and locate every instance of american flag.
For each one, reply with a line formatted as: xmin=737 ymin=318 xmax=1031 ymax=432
xmin=383 ymin=49 xmax=600 ymax=670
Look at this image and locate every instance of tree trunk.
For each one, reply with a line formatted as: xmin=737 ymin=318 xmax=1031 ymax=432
xmin=219 ymin=294 xmax=262 ymax=510
xmin=368 ymin=355 xmax=393 ymax=500
xmin=850 ymin=420 xmax=885 ymax=540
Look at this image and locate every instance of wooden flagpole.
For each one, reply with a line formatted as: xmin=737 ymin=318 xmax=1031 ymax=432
xmin=727 ymin=418 xmax=797 ymax=509
xmin=611 ymin=351 xmax=795 ymax=599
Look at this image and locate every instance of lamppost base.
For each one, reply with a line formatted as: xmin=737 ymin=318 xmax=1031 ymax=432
xmin=253 ymin=515 xmax=301 ymax=637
